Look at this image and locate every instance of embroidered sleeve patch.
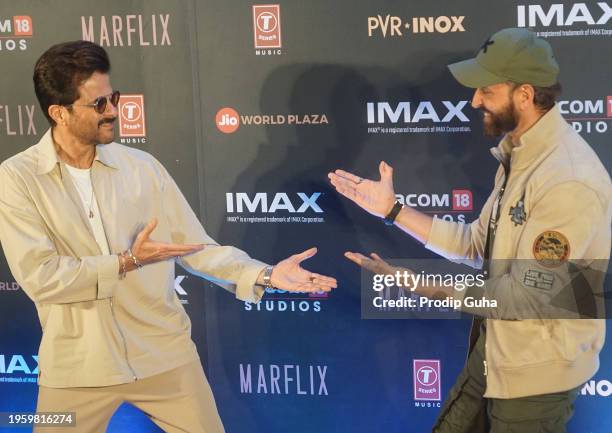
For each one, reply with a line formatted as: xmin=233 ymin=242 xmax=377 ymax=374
xmin=523 ymin=269 xmax=555 ymax=291
xmin=532 ymin=230 xmax=570 ymax=268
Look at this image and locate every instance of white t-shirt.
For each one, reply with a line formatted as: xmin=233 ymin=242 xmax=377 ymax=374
xmin=64 ymin=164 xmax=111 ymax=255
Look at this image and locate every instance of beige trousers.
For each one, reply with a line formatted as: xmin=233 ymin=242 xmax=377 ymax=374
xmin=34 ymin=360 xmax=225 ymax=433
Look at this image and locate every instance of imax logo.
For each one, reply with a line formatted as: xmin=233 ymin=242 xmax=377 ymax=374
xmin=226 ymin=193 xmax=323 ymax=213
xmin=367 ymin=101 xmax=469 ymax=124
xmin=0 ymin=355 xmax=38 ymax=375
xmin=517 ymin=3 xmax=612 ymax=27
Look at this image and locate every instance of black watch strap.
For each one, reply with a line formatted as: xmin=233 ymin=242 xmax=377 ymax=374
xmin=383 ymin=201 xmax=403 ymax=226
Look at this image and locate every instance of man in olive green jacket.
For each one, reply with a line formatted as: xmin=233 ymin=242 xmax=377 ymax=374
xmin=0 ymin=41 xmax=336 ymax=433
xmin=329 ymin=28 xmax=611 ymax=432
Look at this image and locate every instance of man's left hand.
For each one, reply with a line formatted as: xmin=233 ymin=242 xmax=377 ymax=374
xmin=271 ymin=247 xmax=337 ymax=293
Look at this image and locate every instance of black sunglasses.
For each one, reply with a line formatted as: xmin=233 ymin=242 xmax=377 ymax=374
xmin=66 ymin=90 xmax=120 ymax=114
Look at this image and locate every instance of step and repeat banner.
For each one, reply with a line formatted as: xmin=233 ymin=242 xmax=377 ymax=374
xmin=0 ymin=1 xmax=611 ymax=432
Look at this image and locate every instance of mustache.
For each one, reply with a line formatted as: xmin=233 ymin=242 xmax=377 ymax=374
xmin=98 ymin=117 xmax=116 ymax=126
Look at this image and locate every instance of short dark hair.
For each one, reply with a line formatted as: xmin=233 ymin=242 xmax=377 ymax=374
xmin=508 ymin=81 xmax=562 ymax=112
xmin=33 ymin=40 xmax=110 ymax=126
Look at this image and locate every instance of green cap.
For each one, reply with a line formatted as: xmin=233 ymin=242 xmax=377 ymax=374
xmin=448 ymin=28 xmax=559 ymax=88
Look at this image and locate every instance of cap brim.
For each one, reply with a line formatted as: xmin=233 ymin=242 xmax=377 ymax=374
xmin=448 ymin=58 xmax=507 ymax=88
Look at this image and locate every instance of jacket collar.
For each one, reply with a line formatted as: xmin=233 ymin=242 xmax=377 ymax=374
xmin=35 ymin=128 xmax=118 ymax=176
xmin=490 ymin=104 xmax=568 ymax=171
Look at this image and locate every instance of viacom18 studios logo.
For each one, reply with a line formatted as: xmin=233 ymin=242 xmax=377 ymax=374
xmin=253 ymin=4 xmax=282 ymax=56
xmin=367 ymin=101 xmax=471 ymax=135
xmin=244 ymin=286 xmax=328 ymax=313
xmin=0 ymin=354 xmax=38 ymax=384
xmin=81 ymin=14 xmax=171 ymax=47
xmin=0 ymin=104 xmax=37 ymax=136
xmin=559 ymin=96 xmax=612 ymax=135
xmin=215 ymin=107 xmax=329 ymax=134
xmin=240 ymin=363 xmax=329 ymax=395
xmin=368 ymin=13 xmax=465 ymax=38
xmin=397 ymin=190 xmax=473 ymax=223
xmin=517 ymin=3 xmax=612 ymax=38
xmin=118 ymin=94 xmax=147 ymax=144
xmin=0 ymin=15 xmax=32 ymax=52
xmin=413 ymin=359 xmax=441 ymax=408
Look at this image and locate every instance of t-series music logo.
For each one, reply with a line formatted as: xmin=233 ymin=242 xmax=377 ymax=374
xmin=81 ymin=14 xmax=172 ymax=47
xmin=0 ymin=354 xmax=38 ymax=384
xmin=0 ymin=15 xmax=32 ymax=52
xmin=517 ymin=3 xmax=612 ymax=38
xmin=413 ymin=359 xmax=442 ymax=408
xmin=252 ymin=4 xmax=282 ymax=56
xmin=396 ymin=190 xmax=473 ymax=223
xmin=367 ymin=14 xmax=465 ymax=37
xmin=366 ymin=101 xmax=471 ymax=135
xmin=226 ymin=192 xmax=325 ymax=224
xmin=118 ymin=94 xmax=147 ymax=144
xmin=559 ymin=96 xmax=612 ymax=135
xmin=239 ymin=363 xmax=328 ymax=395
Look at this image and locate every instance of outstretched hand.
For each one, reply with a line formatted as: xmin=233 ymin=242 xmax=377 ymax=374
xmin=328 ymin=161 xmax=396 ymax=218
xmin=271 ymin=247 xmax=337 ymax=293
xmin=131 ymin=218 xmax=205 ymax=265
xmin=344 ymin=251 xmax=396 ymax=276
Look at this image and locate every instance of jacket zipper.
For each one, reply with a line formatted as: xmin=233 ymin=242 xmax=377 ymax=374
xmin=483 ymin=360 xmax=488 ymax=376
xmin=109 ymin=297 xmax=138 ymax=381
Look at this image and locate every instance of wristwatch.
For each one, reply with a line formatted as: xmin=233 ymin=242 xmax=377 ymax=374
xmin=383 ymin=200 xmax=404 ymax=226
xmin=263 ymin=265 xmax=274 ymax=289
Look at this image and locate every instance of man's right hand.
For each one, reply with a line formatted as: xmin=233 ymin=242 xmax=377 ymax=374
xmin=128 ymin=218 xmax=205 ymax=269
xmin=328 ymin=161 xmax=396 ymax=218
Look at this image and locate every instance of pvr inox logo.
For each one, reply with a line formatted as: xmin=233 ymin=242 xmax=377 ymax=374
xmin=0 ymin=16 xmax=32 ymax=51
xmin=368 ymin=14 xmax=465 ymax=37
xmin=226 ymin=193 xmax=323 ymax=213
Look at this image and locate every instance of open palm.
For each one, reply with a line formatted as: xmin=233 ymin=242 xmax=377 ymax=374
xmin=328 ymin=161 xmax=396 ymax=218
xmin=272 ymin=247 xmax=337 ymax=293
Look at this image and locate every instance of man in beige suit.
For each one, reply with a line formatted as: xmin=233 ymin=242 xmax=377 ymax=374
xmin=0 ymin=41 xmax=336 ymax=433
xmin=329 ymin=28 xmax=611 ymax=432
